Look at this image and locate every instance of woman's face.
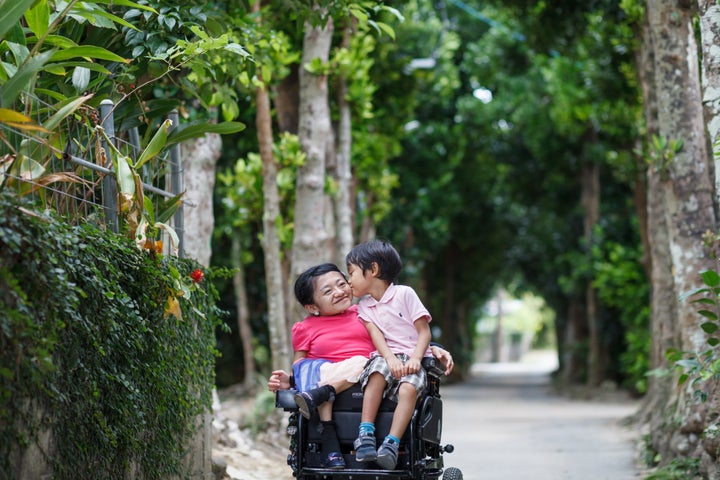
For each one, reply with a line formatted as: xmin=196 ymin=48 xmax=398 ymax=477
xmin=310 ymin=271 xmax=353 ymax=316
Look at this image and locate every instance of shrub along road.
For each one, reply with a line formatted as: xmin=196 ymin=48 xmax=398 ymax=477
xmin=440 ymin=350 xmax=642 ymax=480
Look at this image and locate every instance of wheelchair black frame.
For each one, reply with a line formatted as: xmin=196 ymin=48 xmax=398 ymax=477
xmin=277 ymin=357 xmax=455 ymax=480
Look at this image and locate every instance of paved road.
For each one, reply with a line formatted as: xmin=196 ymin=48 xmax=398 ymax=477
xmin=440 ymin=351 xmax=643 ymax=480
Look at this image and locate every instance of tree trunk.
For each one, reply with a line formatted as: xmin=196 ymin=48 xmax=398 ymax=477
xmin=582 ymin=161 xmax=601 ymax=386
xmin=289 ymin=12 xmax=335 ymax=320
xmin=333 ymin=22 xmax=355 ymax=267
xmin=561 ymin=297 xmax=587 ymax=385
xmin=231 ymin=235 xmax=255 ymax=389
xmin=181 ymin=133 xmax=222 ymax=266
xmin=645 ymin=0 xmax=717 ymax=466
xmin=254 ymin=4 xmax=290 ymax=372
xmin=635 ymin=0 xmax=676 ymax=451
xmin=275 ymin=65 xmax=300 ymax=135
xmin=695 ymin=2 xmax=720 ymax=475
xmin=179 ymin=132 xmax=221 ymax=480
xmin=699 ymin=0 xmax=720 ymax=192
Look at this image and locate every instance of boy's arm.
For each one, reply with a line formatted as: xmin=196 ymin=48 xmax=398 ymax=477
xmin=412 ymin=317 xmax=431 ymax=359
xmin=364 ymin=320 xmax=405 ymax=378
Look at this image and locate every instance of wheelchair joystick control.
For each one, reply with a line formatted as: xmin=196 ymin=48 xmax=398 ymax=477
xmin=443 ymin=444 xmax=455 ymax=453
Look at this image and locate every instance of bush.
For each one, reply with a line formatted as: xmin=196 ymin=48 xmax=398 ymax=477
xmin=0 ymin=192 xmax=224 ymax=479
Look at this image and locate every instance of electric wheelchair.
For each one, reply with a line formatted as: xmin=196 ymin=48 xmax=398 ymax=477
xmin=276 ymin=356 xmax=463 ymax=480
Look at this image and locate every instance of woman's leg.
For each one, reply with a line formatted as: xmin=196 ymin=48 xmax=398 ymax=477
xmin=316 ymin=379 xmax=354 ymax=421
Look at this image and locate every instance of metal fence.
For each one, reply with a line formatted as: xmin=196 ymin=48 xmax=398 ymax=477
xmin=0 ymin=95 xmax=185 ymax=257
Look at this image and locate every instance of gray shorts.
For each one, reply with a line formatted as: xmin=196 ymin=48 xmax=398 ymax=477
xmin=359 ymin=353 xmax=427 ymax=402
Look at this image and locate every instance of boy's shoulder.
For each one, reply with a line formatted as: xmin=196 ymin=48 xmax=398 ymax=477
xmin=392 ymin=284 xmax=420 ymax=299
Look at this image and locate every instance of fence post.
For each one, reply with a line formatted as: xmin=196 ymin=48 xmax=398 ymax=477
xmin=168 ymin=110 xmax=184 ymax=258
xmin=99 ymin=99 xmax=118 ymax=233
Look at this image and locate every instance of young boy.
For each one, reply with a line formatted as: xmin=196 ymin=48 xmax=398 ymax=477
xmin=345 ymin=239 xmax=432 ymax=470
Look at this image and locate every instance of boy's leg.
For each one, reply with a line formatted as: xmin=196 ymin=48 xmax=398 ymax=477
xmin=354 ymin=372 xmax=386 ymax=462
xmin=387 ymin=382 xmax=417 ymax=438
xmin=360 ymin=373 xmax=385 ymax=423
xmin=376 ymin=382 xmax=418 ymax=470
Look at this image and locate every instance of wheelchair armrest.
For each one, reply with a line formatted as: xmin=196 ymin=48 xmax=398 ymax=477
xmin=275 ymin=389 xmax=298 ymax=411
xmin=422 ymin=357 xmax=446 ymax=378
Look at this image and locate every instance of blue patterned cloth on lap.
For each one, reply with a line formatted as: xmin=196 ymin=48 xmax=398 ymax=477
xmin=293 ymin=358 xmax=331 ymax=391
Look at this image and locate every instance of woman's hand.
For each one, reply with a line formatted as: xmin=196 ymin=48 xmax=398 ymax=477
xmin=267 ymin=370 xmax=291 ymax=392
xmin=429 ymin=346 xmax=454 ymax=375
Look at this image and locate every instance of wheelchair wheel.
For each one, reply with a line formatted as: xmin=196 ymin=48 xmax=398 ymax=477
xmin=442 ymin=467 xmax=463 ymax=480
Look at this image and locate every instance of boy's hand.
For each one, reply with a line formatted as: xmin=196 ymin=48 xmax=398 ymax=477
xmin=387 ymin=355 xmax=405 ymax=378
xmin=405 ymin=357 xmax=422 ymax=374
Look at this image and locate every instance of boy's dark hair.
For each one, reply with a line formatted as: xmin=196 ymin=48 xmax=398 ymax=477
xmin=294 ymin=263 xmax=345 ymax=306
xmin=345 ymin=239 xmax=402 ymax=283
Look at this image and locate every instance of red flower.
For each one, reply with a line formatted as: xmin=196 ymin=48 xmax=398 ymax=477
xmin=190 ymin=269 xmax=204 ymax=283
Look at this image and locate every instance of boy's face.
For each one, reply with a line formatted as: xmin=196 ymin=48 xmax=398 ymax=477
xmin=347 ymin=262 xmax=371 ymax=298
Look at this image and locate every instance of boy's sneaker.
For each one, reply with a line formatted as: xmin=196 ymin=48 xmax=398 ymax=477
xmin=376 ymin=438 xmax=399 ymax=470
xmin=353 ymin=433 xmax=377 ymax=462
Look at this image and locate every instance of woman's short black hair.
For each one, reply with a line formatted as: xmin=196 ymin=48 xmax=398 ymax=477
xmin=294 ymin=263 xmax=345 ymax=306
xmin=345 ymin=239 xmax=402 ymax=283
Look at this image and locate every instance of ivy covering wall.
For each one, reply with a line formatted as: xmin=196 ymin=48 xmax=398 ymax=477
xmin=0 ymin=193 xmax=224 ymax=479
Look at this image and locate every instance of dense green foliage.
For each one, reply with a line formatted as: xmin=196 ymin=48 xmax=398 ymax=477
xmin=368 ymin=0 xmax=647 ymax=385
xmin=0 ymin=192 xmax=224 ymax=479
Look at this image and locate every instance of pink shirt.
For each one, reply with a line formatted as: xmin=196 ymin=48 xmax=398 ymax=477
xmin=357 ymin=284 xmax=432 ymax=357
xmin=291 ymin=305 xmax=374 ymax=362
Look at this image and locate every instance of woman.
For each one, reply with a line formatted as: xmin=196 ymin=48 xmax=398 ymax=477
xmin=267 ymin=263 xmax=453 ymax=469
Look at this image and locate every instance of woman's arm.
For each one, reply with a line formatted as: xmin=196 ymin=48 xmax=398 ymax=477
xmin=267 ymin=350 xmax=308 ymax=391
xmin=267 ymin=370 xmax=291 ymax=391
xmin=429 ymin=345 xmax=454 ymax=375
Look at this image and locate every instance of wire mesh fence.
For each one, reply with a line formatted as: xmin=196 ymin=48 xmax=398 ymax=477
xmin=0 ymin=94 xmax=185 ymax=256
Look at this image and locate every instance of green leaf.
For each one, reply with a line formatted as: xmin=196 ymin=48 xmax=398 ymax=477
xmin=678 ymin=287 xmax=710 ymax=303
xmin=43 ymin=94 xmax=93 ymax=131
xmin=24 ymin=0 xmax=50 ymax=39
xmin=0 ymin=0 xmax=35 ymax=40
xmin=691 ymin=298 xmax=716 ymax=306
xmin=1 ymin=49 xmax=56 ymax=108
xmin=701 ymin=321 xmax=720 ymax=334
xmin=92 ymin=0 xmax=157 ymax=13
xmin=676 ymin=358 xmax=700 ymax=370
xmin=678 ymin=373 xmax=688 ymax=385
xmin=143 ymin=196 xmax=155 ymax=224
xmin=709 ymin=337 xmax=720 ymax=347
xmin=374 ymin=21 xmax=396 ymax=40
xmin=699 ymin=310 xmax=719 ymax=321
xmin=81 ymin=8 xmax=141 ymax=31
xmin=156 ymin=193 xmax=184 ymax=224
xmin=136 ymin=119 xmax=173 ymax=169
xmin=49 ymin=46 xmax=130 ymax=64
xmin=72 ymin=66 xmax=91 ymax=91
xmin=701 ymin=270 xmax=720 ymax=287
xmin=167 ymin=121 xmax=245 ymax=145
xmin=30 ymin=34 xmax=78 ymax=49
xmin=116 ymin=155 xmax=135 ymax=196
